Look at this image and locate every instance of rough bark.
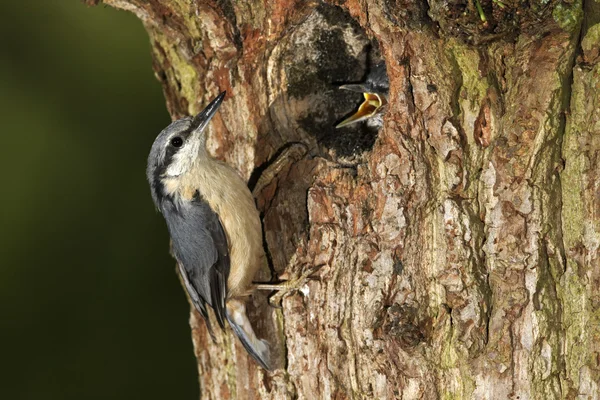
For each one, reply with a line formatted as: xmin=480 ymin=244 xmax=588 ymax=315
xmin=97 ymin=0 xmax=600 ymax=398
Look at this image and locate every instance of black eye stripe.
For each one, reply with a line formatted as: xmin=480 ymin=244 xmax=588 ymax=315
xmin=157 ymin=124 xmax=194 ymax=179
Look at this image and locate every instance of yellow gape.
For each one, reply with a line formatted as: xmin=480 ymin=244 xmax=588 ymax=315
xmin=336 ymin=92 xmax=387 ymax=128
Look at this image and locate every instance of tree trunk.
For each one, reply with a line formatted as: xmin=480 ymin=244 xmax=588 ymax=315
xmin=97 ymin=0 xmax=600 ymax=398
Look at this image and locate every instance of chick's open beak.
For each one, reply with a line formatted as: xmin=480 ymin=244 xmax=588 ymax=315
xmin=336 ymin=92 xmax=387 ymax=128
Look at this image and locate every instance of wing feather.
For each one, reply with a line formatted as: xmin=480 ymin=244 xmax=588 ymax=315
xmin=161 ymin=196 xmax=230 ymax=330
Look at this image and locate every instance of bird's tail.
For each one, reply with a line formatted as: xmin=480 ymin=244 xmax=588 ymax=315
xmin=226 ymin=299 xmax=271 ymax=370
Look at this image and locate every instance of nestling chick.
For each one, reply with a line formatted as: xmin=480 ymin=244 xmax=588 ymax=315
xmin=336 ymin=62 xmax=390 ymax=129
xmin=146 ymin=92 xmax=271 ymax=370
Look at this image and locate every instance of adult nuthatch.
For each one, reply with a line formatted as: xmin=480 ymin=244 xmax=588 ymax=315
xmin=146 ymin=92 xmax=272 ymax=370
xmin=336 ymin=62 xmax=389 ymax=129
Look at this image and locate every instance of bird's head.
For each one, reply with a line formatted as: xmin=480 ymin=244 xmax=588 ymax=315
xmin=336 ymin=63 xmax=389 ymax=128
xmin=146 ymin=91 xmax=226 ymax=205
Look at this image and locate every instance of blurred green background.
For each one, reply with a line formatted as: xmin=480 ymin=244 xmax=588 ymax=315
xmin=0 ymin=2 xmax=198 ymax=399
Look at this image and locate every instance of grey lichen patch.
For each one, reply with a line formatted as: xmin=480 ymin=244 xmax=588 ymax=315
xmin=169 ymin=0 xmax=201 ymax=33
xmin=448 ymin=40 xmax=488 ymax=111
xmin=430 ymin=318 xmax=476 ymax=400
xmin=552 ymin=0 xmax=583 ymax=33
xmin=529 ymin=245 xmax=563 ymax=396
xmin=445 ymin=40 xmax=492 ymax=186
xmin=429 ymin=0 xmax=573 ymax=43
xmin=560 ymin=62 xmax=600 ymax=394
xmin=581 ymin=23 xmax=600 ymax=64
xmin=561 ymin=64 xmax=600 ymax=247
xmin=558 ymin=271 xmax=594 ymax=389
xmin=149 ymin=30 xmax=199 ymax=116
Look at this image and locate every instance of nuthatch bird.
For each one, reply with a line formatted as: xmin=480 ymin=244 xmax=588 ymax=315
xmin=336 ymin=62 xmax=389 ymax=129
xmin=146 ymin=91 xmax=272 ymax=370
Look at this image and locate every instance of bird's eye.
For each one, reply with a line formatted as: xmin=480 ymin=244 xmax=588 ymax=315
xmin=170 ymin=137 xmax=183 ymax=148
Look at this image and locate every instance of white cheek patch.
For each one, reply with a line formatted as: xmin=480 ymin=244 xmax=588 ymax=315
xmin=165 ymin=138 xmax=201 ymax=176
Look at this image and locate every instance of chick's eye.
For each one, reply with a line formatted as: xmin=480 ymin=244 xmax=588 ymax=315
xmin=170 ymin=137 xmax=183 ymax=148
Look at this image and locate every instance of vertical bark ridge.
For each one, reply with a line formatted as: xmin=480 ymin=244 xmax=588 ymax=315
xmin=560 ymin=0 xmax=600 ymax=396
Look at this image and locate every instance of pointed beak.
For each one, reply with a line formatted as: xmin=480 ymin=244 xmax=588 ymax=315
xmin=339 ymin=83 xmax=369 ymax=93
xmin=336 ymin=92 xmax=387 ymax=128
xmin=190 ymin=91 xmax=226 ymax=133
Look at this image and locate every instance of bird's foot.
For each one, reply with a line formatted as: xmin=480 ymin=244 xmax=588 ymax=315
xmin=254 ymin=264 xmax=324 ymax=307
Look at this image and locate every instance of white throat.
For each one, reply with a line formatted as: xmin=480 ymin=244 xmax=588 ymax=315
xmin=165 ymin=137 xmax=203 ymax=177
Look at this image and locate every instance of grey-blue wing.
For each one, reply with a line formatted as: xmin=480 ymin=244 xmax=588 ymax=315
xmin=161 ymin=196 xmax=230 ymax=331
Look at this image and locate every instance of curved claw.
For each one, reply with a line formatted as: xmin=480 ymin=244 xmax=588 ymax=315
xmin=254 ymin=264 xmax=325 ymax=307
